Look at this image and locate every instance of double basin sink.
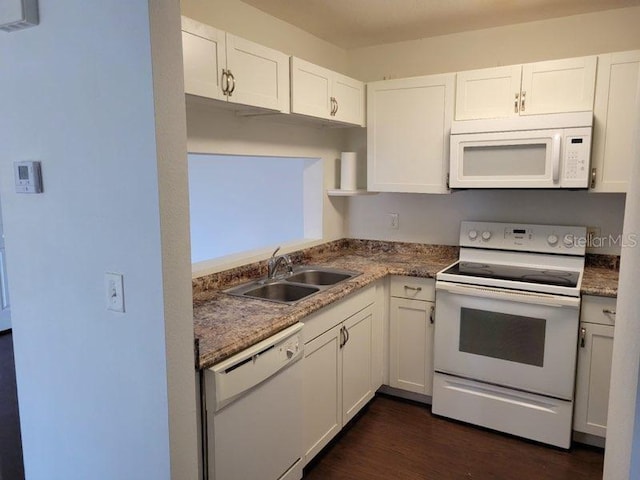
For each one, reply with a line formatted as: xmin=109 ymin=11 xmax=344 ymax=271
xmin=224 ymin=266 xmax=361 ymax=304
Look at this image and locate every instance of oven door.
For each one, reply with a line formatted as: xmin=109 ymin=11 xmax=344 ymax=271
xmin=434 ymin=281 xmax=580 ymax=400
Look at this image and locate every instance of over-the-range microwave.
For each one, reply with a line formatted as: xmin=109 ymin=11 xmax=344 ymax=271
xmin=449 ymin=112 xmax=592 ymax=189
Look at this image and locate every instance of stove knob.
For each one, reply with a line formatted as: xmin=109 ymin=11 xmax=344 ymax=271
xmin=547 ymin=234 xmax=559 ymax=246
xmin=468 ymin=230 xmax=478 ymax=240
xmin=482 ymin=231 xmax=492 ymax=241
xmin=563 ymin=234 xmax=574 ymax=247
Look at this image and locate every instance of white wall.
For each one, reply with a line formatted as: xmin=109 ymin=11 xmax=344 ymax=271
xmin=0 ymin=1 xmax=197 ymax=479
xmin=348 ymin=6 xmax=640 ymax=81
xmin=188 ymin=154 xmax=309 ymax=262
xmin=347 ymin=190 xmax=626 ymax=254
xmin=603 ymin=65 xmax=640 ymax=480
xmin=181 ymin=0 xmax=349 ymax=74
xmin=186 ymin=103 xmax=350 ymax=269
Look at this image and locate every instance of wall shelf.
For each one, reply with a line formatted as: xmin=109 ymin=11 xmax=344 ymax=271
xmin=327 ymin=189 xmax=378 ymax=197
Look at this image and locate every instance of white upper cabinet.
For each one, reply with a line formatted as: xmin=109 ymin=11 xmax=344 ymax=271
xmin=455 ymin=56 xmax=597 ymax=120
xmin=181 ymin=16 xmax=290 ymax=113
xmin=291 ymin=57 xmax=366 ymax=126
xmin=367 ymin=73 xmax=455 ymax=193
xmin=590 ymin=50 xmax=640 ymax=192
xmin=455 ymin=65 xmax=522 ymax=120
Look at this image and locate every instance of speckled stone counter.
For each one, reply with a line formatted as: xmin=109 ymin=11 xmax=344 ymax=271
xmin=193 ymin=240 xmax=458 ymax=369
xmin=582 ymin=254 xmax=620 ymax=298
xmin=193 ymin=240 xmax=620 ymax=370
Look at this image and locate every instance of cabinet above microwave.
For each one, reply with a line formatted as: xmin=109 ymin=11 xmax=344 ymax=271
xmin=449 ymin=112 xmax=593 ymax=189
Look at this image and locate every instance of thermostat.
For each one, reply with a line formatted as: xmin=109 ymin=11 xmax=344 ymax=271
xmin=14 ymin=161 xmax=43 ymax=193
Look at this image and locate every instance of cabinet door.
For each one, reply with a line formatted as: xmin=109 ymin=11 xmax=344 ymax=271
xmin=389 ymin=297 xmax=434 ymax=395
xmin=225 ymin=34 xmax=290 ymax=113
xmin=181 ymin=17 xmax=226 ymax=100
xmin=591 ymin=50 xmax=640 ymax=192
xmin=342 ymin=305 xmax=374 ymax=424
xmin=367 ymin=73 xmax=454 ymax=193
xmin=332 ymin=72 xmax=366 ymax=126
xmin=521 ymin=56 xmax=596 ymax=115
xmin=290 ymin=57 xmax=332 ymax=120
xmin=455 ymin=65 xmax=522 ymax=120
xmin=302 ymin=324 xmax=342 ymax=464
xmin=574 ymin=322 xmax=614 ymax=438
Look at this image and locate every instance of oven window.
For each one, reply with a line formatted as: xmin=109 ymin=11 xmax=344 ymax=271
xmin=462 ymin=143 xmax=547 ymax=177
xmin=459 ymin=308 xmax=546 ymax=367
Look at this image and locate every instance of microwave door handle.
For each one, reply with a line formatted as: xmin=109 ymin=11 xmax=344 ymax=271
xmin=552 ymin=134 xmax=562 ymax=183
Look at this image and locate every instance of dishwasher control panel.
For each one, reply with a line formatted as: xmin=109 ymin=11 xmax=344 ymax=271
xmin=208 ymin=323 xmax=304 ymax=411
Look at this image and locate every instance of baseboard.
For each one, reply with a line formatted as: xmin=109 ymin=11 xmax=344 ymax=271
xmin=377 ymin=385 xmax=432 ymax=405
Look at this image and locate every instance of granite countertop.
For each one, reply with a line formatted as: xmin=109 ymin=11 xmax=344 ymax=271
xmin=192 ymin=239 xmax=620 ymax=370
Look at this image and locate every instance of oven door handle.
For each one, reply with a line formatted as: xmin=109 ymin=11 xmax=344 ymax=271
xmin=436 ymin=281 xmax=580 ymax=308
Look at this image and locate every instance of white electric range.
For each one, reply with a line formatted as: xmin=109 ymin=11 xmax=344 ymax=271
xmin=432 ymin=221 xmax=587 ymax=449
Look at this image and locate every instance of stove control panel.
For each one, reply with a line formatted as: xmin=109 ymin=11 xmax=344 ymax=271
xmin=460 ymin=221 xmax=587 ymax=255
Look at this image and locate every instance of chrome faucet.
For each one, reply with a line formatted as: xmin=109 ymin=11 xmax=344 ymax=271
xmin=267 ymin=246 xmax=293 ymax=279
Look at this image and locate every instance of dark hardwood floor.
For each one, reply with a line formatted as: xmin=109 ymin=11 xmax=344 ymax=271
xmin=303 ymin=395 xmax=604 ymax=480
xmin=0 ymin=331 xmax=24 ymax=480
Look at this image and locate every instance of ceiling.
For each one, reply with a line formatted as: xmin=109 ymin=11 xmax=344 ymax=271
xmin=241 ymin=0 xmax=640 ymax=49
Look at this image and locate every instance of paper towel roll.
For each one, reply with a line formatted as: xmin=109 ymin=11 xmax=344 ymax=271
xmin=340 ymin=152 xmax=358 ymax=190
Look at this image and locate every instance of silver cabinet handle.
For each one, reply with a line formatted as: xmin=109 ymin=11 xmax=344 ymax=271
xmin=227 ymin=70 xmax=236 ymax=96
xmin=221 ymin=70 xmax=229 ymax=95
xmin=520 ymin=90 xmax=526 ymax=112
xmin=403 ymin=285 xmax=422 ymax=292
xmin=603 ymin=308 xmax=616 ymax=315
xmin=339 ymin=326 xmax=345 ymax=348
xmin=344 ymin=325 xmax=350 ymax=346
xmin=334 ymin=97 xmax=339 ymax=116
xmin=591 ymin=168 xmax=597 ymax=189
xmin=580 ymin=327 xmax=587 ymax=348
xmin=429 ymin=305 xmax=435 ymax=324
xmin=514 ymin=93 xmax=519 ymax=113
xmin=330 ymin=97 xmax=337 ymax=116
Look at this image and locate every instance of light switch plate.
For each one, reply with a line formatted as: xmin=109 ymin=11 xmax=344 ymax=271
xmin=105 ymin=273 xmax=125 ymax=313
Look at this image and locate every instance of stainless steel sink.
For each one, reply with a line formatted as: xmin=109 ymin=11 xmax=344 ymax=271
xmin=224 ymin=266 xmax=361 ymax=304
xmin=242 ymin=282 xmax=319 ymax=303
xmin=285 ymin=269 xmax=353 ymax=286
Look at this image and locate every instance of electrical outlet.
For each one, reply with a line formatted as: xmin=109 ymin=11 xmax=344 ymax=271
xmin=105 ymin=273 xmax=125 ymax=313
xmin=388 ymin=213 xmax=399 ymax=230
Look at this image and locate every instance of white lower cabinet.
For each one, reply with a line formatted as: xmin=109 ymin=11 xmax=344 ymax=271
xmin=302 ymin=284 xmax=380 ymax=464
xmin=388 ymin=277 xmax=435 ymax=397
xmin=574 ymin=295 xmax=616 ymax=441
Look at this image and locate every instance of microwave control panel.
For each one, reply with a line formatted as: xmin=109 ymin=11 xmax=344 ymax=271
xmin=561 ymin=128 xmax=591 ymax=187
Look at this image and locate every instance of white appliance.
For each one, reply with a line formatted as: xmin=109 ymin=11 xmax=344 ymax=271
xmin=449 ymin=112 xmax=592 ymax=188
xmin=205 ymin=323 xmax=304 ymax=480
xmin=433 ymin=221 xmax=586 ymax=449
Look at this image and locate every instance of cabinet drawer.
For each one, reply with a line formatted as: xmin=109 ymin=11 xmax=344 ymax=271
xmin=581 ymin=295 xmax=617 ymax=326
xmin=303 ymin=284 xmax=376 ymax=344
xmin=390 ymin=276 xmax=435 ymax=301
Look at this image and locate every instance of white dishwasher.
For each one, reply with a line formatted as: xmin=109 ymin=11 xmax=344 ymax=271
xmin=204 ymin=323 xmax=304 ymax=480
